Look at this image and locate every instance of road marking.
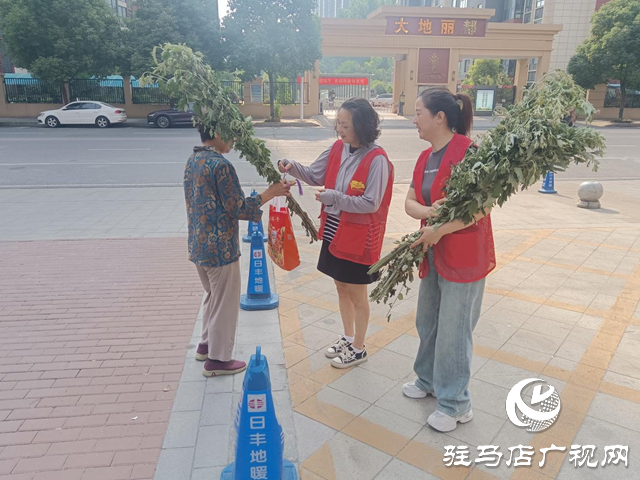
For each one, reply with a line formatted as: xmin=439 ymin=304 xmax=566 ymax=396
xmin=0 ymin=162 xmax=184 ymax=166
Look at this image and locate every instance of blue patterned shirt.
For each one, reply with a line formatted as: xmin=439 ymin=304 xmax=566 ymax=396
xmin=184 ymin=146 xmax=263 ymax=267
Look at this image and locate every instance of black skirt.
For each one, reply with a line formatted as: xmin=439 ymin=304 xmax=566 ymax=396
xmin=317 ymin=240 xmax=380 ymax=285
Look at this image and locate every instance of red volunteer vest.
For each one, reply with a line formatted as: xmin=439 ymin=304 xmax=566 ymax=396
xmin=317 ymin=140 xmax=394 ymax=266
xmin=413 ymin=133 xmax=496 ymax=283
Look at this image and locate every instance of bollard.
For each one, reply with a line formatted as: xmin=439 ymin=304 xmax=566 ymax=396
xmin=221 ymin=347 xmax=298 ymax=480
xmin=243 ymin=190 xmax=267 ymax=243
xmin=538 ymin=172 xmax=557 ymax=194
xmin=577 ymin=181 xmax=603 ymax=209
xmin=240 ymin=232 xmax=279 ymax=311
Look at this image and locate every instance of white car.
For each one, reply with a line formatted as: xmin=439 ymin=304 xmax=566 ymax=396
xmin=38 ymin=101 xmax=127 ymax=128
xmin=371 ymin=93 xmax=394 ymax=107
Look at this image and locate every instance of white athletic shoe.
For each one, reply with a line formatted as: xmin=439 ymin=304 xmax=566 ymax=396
xmin=402 ymin=381 xmax=430 ymax=399
xmin=427 ymin=409 xmax=473 ymax=432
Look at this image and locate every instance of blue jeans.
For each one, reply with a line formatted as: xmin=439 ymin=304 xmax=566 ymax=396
xmin=413 ymin=249 xmax=486 ymax=417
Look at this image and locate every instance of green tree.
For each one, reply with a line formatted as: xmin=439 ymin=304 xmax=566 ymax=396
xmin=338 ymin=0 xmax=395 ymax=19
xmin=336 ymin=60 xmax=362 ymax=74
xmin=371 ymin=79 xmax=392 ymax=95
xmin=464 ymin=59 xmax=512 ymax=86
xmin=123 ymin=0 xmax=222 ymax=77
xmin=223 ymin=0 xmax=321 ymax=121
xmin=362 ymin=57 xmax=392 ymax=83
xmin=0 ymin=0 xmax=123 ymax=103
xmin=567 ymin=0 xmax=640 ymax=120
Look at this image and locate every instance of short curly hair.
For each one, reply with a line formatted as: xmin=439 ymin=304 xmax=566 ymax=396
xmin=336 ymin=98 xmax=381 ymax=146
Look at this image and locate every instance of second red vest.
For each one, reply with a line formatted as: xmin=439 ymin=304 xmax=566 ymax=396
xmin=413 ymin=133 xmax=496 ymax=283
xmin=318 ymin=140 xmax=394 ymax=266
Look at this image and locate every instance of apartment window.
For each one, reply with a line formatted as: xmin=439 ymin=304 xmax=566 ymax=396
xmin=533 ymin=7 xmax=544 ymax=23
xmin=527 ymin=58 xmax=538 ymax=86
xmin=116 ymin=5 xmax=127 ymax=16
xmin=523 ymin=0 xmax=532 ymax=23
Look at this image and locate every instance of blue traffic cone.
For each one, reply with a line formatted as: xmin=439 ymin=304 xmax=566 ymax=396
xmin=221 ymin=347 xmax=298 ymax=480
xmin=539 ymin=172 xmax=557 ymax=194
xmin=243 ymin=191 xmax=267 ymax=243
xmin=240 ymin=232 xmax=278 ymax=311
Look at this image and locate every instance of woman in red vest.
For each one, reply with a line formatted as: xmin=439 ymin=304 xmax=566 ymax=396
xmin=402 ymin=89 xmax=496 ymax=432
xmin=278 ymin=98 xmax=394 ymax=368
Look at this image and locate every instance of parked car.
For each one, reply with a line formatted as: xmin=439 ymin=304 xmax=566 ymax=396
xmin=147 ymin=108 xmax=195 ymax=128
xmin=38 ymin=101 xmax=127 ymax=128
xmin=371 ymin=93 xmax=394 ymax=107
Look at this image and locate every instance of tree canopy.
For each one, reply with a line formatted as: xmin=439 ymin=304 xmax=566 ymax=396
xmin=123 ymin=0 xmax=222 ymax=77
xmin=464 ymin=59 xmax=512 ymax=86
xmin=567 ymin=0 xmax=640 ymax=120
xmin=0 ymin=0 xmax=122 ymax=91
xmin=222 ymin=0 xmax=321 ymax=120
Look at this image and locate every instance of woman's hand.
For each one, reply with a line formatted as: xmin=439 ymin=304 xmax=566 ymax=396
xmin=315 ymin=188 xmax=336 ymax=206
xmin=277 ymin=160 xmax=293 ymax=174
xmin=262 ymin=180 xmax=291 ymax=203
xmin=410 ymin=225 xmax=443 ymax=252
xmin=425 ymin=198 xmax=447 ymax=219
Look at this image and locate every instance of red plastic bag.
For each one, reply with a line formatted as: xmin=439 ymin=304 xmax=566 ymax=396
xmin=267 ymin=198 xmax=300 ymax=271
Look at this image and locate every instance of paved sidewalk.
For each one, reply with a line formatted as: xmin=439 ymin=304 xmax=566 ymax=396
xmin=273 ymin=180 xmax=640 ymax=479
xmin=0 ymin=238 xmax=203 ymax=480
xmin=2 ymin=177 xmax=640 ymax=480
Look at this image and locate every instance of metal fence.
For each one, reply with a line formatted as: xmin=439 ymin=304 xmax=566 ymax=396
xmin=263 ymin=82 xmax=310 ymax=105
xmin=4 ymin=78 xmax=63 ymax=104
xmin=69 ymin=78 xmax=125 ymax=104
xmin=221 ymin=80 xmax=244 ymax=104
xmin=131 ymin=80 xmax=171 ymax=105
xmin=605 ymin=86 xmax=640 ymax=109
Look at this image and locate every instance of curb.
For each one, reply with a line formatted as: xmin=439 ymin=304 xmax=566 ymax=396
xmin=253 ymin=120 xmax=321 ymax=128
xmin=0 ymin=119 xmax=322 ymax=129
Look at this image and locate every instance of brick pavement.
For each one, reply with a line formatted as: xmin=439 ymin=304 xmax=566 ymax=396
xmin=0 ymin=238 xmax=202 ymax=480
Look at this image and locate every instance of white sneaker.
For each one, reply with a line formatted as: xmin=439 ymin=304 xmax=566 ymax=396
xmin=402 ymin=381 xmax=429 ymax=399
xmin=427 ymin=409 xmax=473 ymax=432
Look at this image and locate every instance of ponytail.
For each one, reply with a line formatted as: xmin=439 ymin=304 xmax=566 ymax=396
xmin=453 ymin=93 xmax=473 ymax=137
xmin=417 ymin=89 xmax=474 ymax=137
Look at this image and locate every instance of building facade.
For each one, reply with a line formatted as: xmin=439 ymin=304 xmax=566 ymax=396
xmin=317 ymin=0 xmax=351 ymax=18
xmin=397 ymin=1 xmax=455 ymax=6
xmin=106 ymin=0 xmax=133 ymax=18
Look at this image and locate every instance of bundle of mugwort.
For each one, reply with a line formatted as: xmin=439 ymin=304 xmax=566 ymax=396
xmin=369 ymin=71 xmax=606 ymax=317
xmin=141 ymin=43 xmax=318 ymax=241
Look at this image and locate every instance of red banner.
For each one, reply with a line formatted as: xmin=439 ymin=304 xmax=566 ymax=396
xmin=319 ymin=77 xmax=369 ymax=86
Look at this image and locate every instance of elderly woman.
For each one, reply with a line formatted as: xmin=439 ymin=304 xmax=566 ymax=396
xmin=185 ymin=122 xmax=290 ymax=377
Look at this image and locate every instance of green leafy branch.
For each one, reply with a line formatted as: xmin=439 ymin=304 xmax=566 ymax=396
xmin=140 ymin=43 xmax=318 ymax=241
xmin=369 ymin=71 xmax=606 ymax=317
